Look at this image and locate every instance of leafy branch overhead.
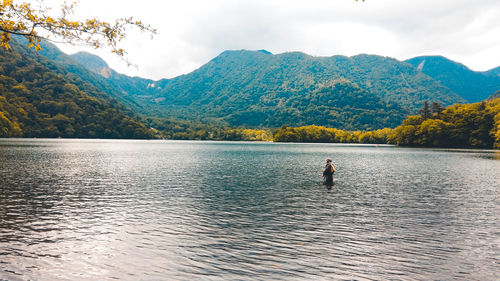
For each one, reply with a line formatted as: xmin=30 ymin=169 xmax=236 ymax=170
xmin=0 ymin=0 xmax=156 ymax=63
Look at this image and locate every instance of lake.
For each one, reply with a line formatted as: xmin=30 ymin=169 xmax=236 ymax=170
xmin=0 ymin=139 xmax=499 ymax=280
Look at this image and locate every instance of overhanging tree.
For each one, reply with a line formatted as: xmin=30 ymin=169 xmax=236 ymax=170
xmin=0 ymin=0 xmax=156 ymax=63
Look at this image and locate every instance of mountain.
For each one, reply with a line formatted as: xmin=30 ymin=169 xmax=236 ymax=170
xmin=71 ymin=51 xmax=113 ymax=78
xmin=20 ymin=44 xmax=471 ymax=130
xmin=69 ymin=51 xmax=166 ymax=106
xmin=405 ymin=56 xmax=500 ymax=102
xmin=486 ymin=66 xmax=500 ymax=78
xmin=3 ymin=38 xmax=497 ymax=138
xmin=128 ymin=50 xmax=462 ymax=129
xmin=22 ymin=39 xmax=158 ymax=113
xmin=0 ymin=39 xmax=154 ymax=138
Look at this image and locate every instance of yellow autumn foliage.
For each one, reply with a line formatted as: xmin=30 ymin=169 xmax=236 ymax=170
xmin=0 ymin=1 xmax=156 ymax=63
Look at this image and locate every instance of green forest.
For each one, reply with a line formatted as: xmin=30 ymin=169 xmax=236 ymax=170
xmin=63 ymin=48 xmax=479 ymax=130
xmin=146 ymin=96 xmax=500 ymax=148
xmin=0 ymin=41 xmax=154 ymax=138
xmin=147 ymin=117 xmax=272 ymax=141
xmin=132 ymin=50 xmax=463 ymax=129
xmin=273 ymin=98 xmax=500 ymax=149
xmin=273 ymin=125 xmax=392 ymax=144
xmin=1 ymin=39 xmax=500 ymax=148
xmin=405 ymin=56 xmax=500 ymax=102
xmin=389 ymin=99 xmax=500 ymax=148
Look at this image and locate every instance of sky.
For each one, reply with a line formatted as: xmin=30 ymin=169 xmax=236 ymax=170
xmin=40 ymin=0 xmax=500 ymax=80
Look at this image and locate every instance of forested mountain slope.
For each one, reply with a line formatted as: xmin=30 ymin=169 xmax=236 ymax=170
xmin=486 ymin=66 xmax=500 ymax=78
xmin=25 ymin=39 xmax=156 ymax=112
xmin=24 ymin=43 xmax=476 ymax=130
xmin=134 ymin=50 xmax=464 ymax=129
xmin=405 ymin=56 xmax=500 ymax=102
xmin=0 ymin=40 xmax=154 ymax=138
xmin=69 ymin=51 xmax=166 ymax=107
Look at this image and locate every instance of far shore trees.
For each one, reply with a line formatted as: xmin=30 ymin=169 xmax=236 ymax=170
xmin=273 ymin=98 xmax=500 ymax=149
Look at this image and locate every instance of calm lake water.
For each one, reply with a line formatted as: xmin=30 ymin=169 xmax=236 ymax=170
xmin=0 ymin=139 xmax=499 ymax=280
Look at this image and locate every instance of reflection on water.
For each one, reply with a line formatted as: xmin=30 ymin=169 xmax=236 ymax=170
xmin=0 ymin=139 xmax=499 ymax=280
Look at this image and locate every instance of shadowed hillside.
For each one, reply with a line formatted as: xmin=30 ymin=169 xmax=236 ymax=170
xmin=406 ymin=56 xmax=500 ymax=102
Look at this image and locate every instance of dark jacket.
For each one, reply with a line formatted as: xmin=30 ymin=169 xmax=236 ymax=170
xmin=323 ymin=163 xmax=334 ymax=177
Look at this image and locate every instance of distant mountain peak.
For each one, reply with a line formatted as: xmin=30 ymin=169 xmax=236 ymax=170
xmin=406 ymin=55 xmax=500 ymax=102
xmin=486 ymin=66 xmax=500 ymax=78
xmin=407 ymin=55 xmax=472 ymax=72
xmin=71 ymin=51 xmax=109 ymax=68
xmin=70 ymin=51 xmax=113 ymax=78
xmin=218 ymin=49 xmax=271 ymax=56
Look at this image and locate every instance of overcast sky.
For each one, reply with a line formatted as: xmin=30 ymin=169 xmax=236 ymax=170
xmin=44 ymin=0 xmax=500 ymax=80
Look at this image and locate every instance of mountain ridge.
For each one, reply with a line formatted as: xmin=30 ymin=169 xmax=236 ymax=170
xmin=0 ymin=39 xmax=154 ymax=138
xmin=130 ymin=49 xmax=464 ymax=128
xmin=486 ymin=66 xmax=500 ymax=77
xmin=405 ymin=55 xmax=500 ymax=102
xmin=71 ymin=51 xmax=113 ymax=78
xmin=24 ymin=43 xmax=500 ymax=130
xmin=68 ymin=50 xmax=500 ymax=105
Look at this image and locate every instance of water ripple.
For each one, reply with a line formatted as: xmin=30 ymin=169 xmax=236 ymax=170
xmin=0 ymin=139 xmax=499 ymax=280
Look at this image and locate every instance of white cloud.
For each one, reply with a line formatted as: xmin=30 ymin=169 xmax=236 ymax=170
xmin=46 ymin=0 xmax=500 ymax=79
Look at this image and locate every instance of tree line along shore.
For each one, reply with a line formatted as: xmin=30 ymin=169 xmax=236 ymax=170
xmin=152 ymin=98 xmax=500 ymax=149
xmin=2 ymin=97 xmax=500 ymax=149
xmin=274 ymin=98 xmax=500 ymax=149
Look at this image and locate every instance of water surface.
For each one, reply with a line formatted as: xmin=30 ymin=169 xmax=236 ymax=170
xmin=0 ymin=139 xmax=499 ymax=280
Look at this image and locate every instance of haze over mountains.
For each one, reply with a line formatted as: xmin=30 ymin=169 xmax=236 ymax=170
xmin=2 ymin=38 xmax=500 ymax=137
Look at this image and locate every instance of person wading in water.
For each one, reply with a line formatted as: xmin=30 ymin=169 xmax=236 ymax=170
xmin=323 ymin=159 xmax=335 ymax=186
